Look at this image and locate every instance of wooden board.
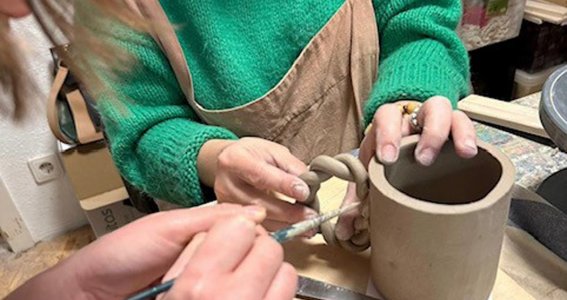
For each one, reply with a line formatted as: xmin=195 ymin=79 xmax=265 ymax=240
xmin=525 ymin=0 xmax=567 ymax=24
xmin=545 ymin=0 xmax=567 ymax=7
xmin=458 ymin=95 xmax=550 ymax=139
xmin=0 ymin=226 xmax=94 ymax=298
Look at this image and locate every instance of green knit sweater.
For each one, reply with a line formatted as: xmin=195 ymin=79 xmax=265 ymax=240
xmin=95 ymin=0 xmax=470 ymax=207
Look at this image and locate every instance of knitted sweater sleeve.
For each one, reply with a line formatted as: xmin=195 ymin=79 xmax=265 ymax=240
xmin=365 ymin=0 xmax=471 ymax=125
xmin=96 ymin=29 xmax=237 ymax=207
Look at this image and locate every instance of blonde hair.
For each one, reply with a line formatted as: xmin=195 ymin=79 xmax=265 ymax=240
xmin=0 ymin=0 xmax=149 ymax=119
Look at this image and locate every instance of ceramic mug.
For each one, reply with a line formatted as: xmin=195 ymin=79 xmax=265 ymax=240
xmin=367 ymin=135 xmax=515 ymax=300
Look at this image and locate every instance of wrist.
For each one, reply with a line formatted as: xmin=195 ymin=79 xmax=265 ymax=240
xmin=6 ymin=259 xmax=83 ymax=300
xmin=197 ymin=139 xmax=235 ymax=186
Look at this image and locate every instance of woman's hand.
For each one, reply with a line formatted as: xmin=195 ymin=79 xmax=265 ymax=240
xmin=199 ymin=137 xmax=317 ymax=231
xmin=7 ymin=204 xmax=297 ymax=300
xmin=360 ymin=96 xmax=477 ymax=168
xmin=162 ymin=216 xmax=297 ymax=300
xmin=335 ymin=96 xmax=477 ymax=240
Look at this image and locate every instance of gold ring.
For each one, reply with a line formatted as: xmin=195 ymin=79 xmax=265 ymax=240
xmin=409 ymin=105 xmax=422 ymax=131
xmin=402 ymin=102 xmax=421 ymax=115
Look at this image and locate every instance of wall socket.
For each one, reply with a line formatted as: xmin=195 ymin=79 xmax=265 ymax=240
xmin=28 ymin=154 xmax=63 ymax=184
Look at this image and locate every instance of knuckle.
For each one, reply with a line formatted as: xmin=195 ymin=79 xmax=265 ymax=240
xmin=258 ymin=236 xmax=284 ymax=262
xmin=217 ymin=150 xmax=233 ymax=169
xmin=427 ymin=96 xmax=450 ymax=106
xmin=272 ymin=142 xmax=291 ymax=153
xmin=422 ymin=127 xmax=446 ymax=144
xmin=372 ymin=112 xmax=382 ymax=127
xmin=243 ymin=167 xmax=267 ymax=187
xmin=172 ymin=275 xmax=210 ymax=300
xmin=218 ymin=145 xmax=249 ymax=169
xmin=214 ymin=184 xmax=233 ymax=203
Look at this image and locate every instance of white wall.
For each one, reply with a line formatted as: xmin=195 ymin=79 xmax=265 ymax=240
xmin=0 ymin=16 xmax=86 ymax=242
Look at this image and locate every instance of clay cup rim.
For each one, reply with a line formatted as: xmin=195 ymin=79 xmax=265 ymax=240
xmin=368 ymin=135 xmax=516 ymax=215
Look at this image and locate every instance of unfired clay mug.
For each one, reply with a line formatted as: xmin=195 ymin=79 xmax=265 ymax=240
xmin=367 ymin=135 xmax=515 ymax=300
xmin=302 ymin=135 xmax=515 ymax=300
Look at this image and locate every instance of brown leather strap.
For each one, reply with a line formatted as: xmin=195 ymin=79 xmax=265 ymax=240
xmin=66 ymin=90 xmax=103 ymax=144
xmin=47 ymin=65 xmax=103 ymax=144
xmin=47 ymin=66 xmax=74 ymax=144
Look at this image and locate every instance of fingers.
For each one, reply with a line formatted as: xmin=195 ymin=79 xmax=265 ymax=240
xmin=217 ymin=179 xmax=317 ymax=224
xmin=414 ymin=96 xmax=452 ymax=166
xmin=233 ymin=235 xmax=284 ymax=299
xmin=366 ymin=97 xmax=478 ymax=168
xmin=358 ymin=131 xmax=376 ymax=169
xmin=335 ymin=183 xmax=359 ymax=241
xmin=164 ymin=217 xmax=259 ymax=300
xmin=218 ymin=145 xmax=310 ymax=201
xmin=164 ymin=218 xmax=292 ymax=300
xmin=185 ymin=217 xmax=257 ymax=276
xmin=269 ymin=145 xmax=310 ymax=177
xmin=372 ymin=103 xmax=403 ymax=164
xmin=160 ymin=233 xmax=207 ymax=285
xmin=111 ymin=204 xmax=266 ymax=247
xmin=451 ymin=110 xmax=478 ymax=159
xmin=263 ymin=263 xmax=298 ymax=300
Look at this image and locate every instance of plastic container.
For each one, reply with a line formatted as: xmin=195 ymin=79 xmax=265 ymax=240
xmin=516 ymin=20 xmax=567 ymax=73
xmin=513 ymin=64 xmax=566 ymax=98
xmin=458 ymin=0 xmax=527 ymax=50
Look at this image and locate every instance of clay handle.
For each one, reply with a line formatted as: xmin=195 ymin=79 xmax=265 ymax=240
xmin=299 ymin=153 xmax=371 ymax=252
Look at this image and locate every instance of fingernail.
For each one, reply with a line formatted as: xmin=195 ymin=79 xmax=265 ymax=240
xmin=463 ymin=139 xmax=478 ymax=157
xmin=244 ymin=205 xmax=266 ymax=220
xmin=380 ymin=144 xmax=398 ymax=164
xmin=417 ymin=148 xmax=436 ymax=166
xmin=293 ymin=182 xmax=310 ymax=200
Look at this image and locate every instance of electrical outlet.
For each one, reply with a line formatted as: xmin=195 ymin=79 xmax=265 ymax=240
xmin=28 ymin=154 xmax=63 ymax=184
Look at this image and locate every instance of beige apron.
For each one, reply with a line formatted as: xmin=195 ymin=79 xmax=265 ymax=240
xmin=132 ymin=0 xmax=379 ymax=163
xmin=130 ymin=0 xmax=379 ymax=212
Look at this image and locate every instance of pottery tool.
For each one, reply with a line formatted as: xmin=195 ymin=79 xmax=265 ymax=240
xmin=296 ymin=275 xmax=380 ymax=300
xmin=127 ymin=202 xmax=361 ymax=300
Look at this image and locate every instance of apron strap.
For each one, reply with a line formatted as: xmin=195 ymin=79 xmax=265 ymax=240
xmin=66 ymin=90 xmax=104 ymax=144
xmin=47 ymin=65 xmax=104 ymax=144
xmin=47 ymin=66 xmax=74 ymax=144
xmin=125 ymin=0 xmax=204 ymax=119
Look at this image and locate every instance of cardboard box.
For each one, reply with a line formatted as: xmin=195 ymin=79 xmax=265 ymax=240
xmin=81 ymin=187 xmax=145 ymax=237
xmin=60 ymin=142 xmax=124 ymax=200
xmin=59 ymin=141 xmax=145 ymax=237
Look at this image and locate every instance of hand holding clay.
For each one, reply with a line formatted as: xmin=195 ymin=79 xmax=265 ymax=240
xmin=337 ymin=96 xmax=478 ymax=240
xmin=213 ymin=137 xmax=318 ymax=231
xmin=359 ymin=95 xmax=478 ymax=168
